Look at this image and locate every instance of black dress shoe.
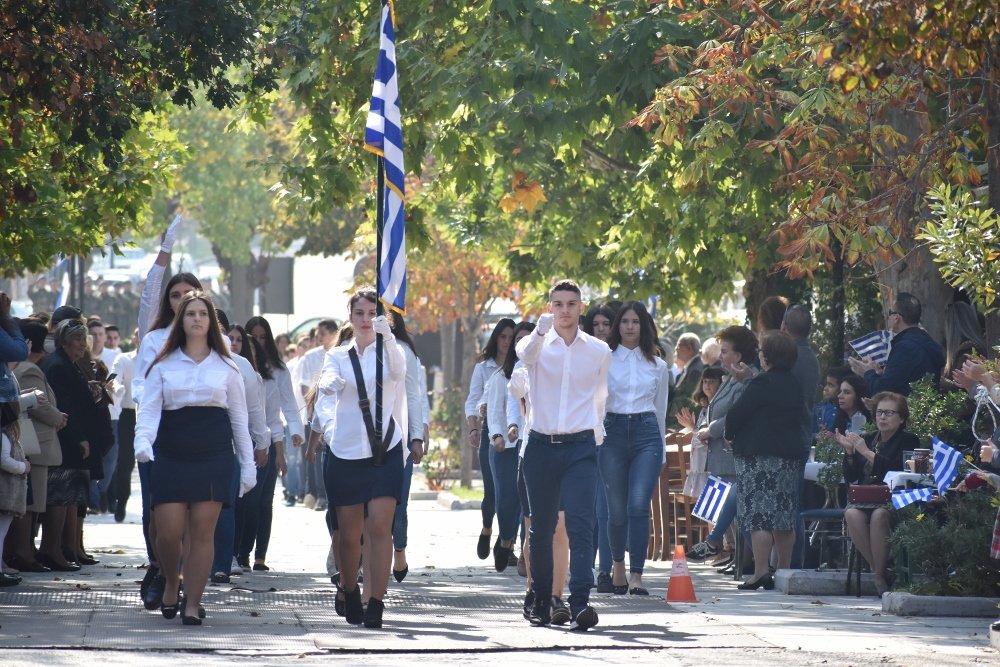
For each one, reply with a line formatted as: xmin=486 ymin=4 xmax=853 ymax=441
xmin=476 ymin=533 xmax=490 ymax=560
xmin=392 ymin=565 xmax=408 ymax=582
xmin=114 ymin=505 xmax=127 ymax=523
xmin=0 ymin=572 xmax=22 ymax=586
xmin=179 ymin=597 xmax=202 ymax=625
xmin=492 ymin=538 xmax=513 ymax=573
xmin=37 ymin=553 xmax=81 ymax=572
xmin=7 ymin=555 xmax=51 ymax=573
xmin=737 ymin=573 xmax=775 ymax=591
xmin=76 ymin=553 xmax=99 ymax=566
xmin=344 ymin=586 xmax=364 ymax=625
xmin=145 ymin=573 xmax=167 ymax=610
xmin=363 ymin=597 xmax=384 ymax=628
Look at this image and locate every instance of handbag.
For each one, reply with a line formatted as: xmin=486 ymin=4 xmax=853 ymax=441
xmin=17 ymin=414 xmax=41 ymax=457
xmin=847 ymin=483 xmax=891 ymax=506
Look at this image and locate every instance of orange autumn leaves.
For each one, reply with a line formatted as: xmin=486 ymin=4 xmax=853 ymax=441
xmin=499 ymin=171 xmax=546 ymax=214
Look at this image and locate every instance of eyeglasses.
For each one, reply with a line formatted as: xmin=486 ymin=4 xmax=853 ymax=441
xmin=875 ymin=409 xmax=899 ymax=417
xmin=887 ymin=310 xmax=899 ymax=317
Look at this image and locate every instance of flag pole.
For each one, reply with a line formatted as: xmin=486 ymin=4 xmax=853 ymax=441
xmin=375 ymin=152 xmax=385 ymax=466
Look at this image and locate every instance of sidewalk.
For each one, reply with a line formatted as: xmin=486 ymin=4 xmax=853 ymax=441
xmin=1 ymin=480 xmax=995 ymax=665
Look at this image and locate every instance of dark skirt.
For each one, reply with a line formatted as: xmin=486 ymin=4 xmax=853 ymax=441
xmin=735 ymin=454 xmax=800 ymax=531
xmin=46 ymin=467 xmax=89 ymax=507
xmin=324 ymin=444 xmax=403 ymax=508
xmin=151 ymin=406 xmax=235 ymax=507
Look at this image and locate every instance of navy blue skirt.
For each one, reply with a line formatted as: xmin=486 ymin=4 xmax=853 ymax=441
xmin=151 ymin=406 xmax=235 ymax=507
xmin=324 ymin=444 xmax=403 ymax=508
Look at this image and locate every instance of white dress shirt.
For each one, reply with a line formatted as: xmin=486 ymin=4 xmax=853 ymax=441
xmin=465 ymin=358 xmax=499 ymax=418
xmin=485 ymin=368 xmax=516 ymax=450
xmin=111 ymin=351 xmax=137 ymax=411
xmin=516 ymin=327 xmax=611 ymax=443
xmin=606 ymin=345 xmax=670 ymax=444
xmin=133 ymin=349 xmax=254 ymax=485
xmin=316 ymin=337 xmax=406 ymax=460
xmin=232 ymin=354 xmax=270 ymax=451
xmin=402 ymin=344 xmax=422 ymax=444
xmin=296 ymin=345 xmax=327 ymax=392
xmin=132 ymin=326 xmax=170 ymax=406
xmin=268 ymin=365 xmax=305 ymax=442
xmin=507 ymin=363 xmax=531 ymax=458
xmin=418 ymin=360 xmax=430 ymax=432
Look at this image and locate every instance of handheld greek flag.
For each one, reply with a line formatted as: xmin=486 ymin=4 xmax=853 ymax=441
xmin=692 ymin=475 xmax=731 ymax=523
xmin=931 ymin=437 xmax=963 ymax=494
xmin=849 ymin=330 xmax=890 ymax=365
xmin=364 ymin=0 xmax=406 ymax=314
xmin=891 ymin=487 xmax=934 ymax=510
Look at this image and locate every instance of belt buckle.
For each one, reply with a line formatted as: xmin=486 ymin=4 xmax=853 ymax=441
xmin=550 ymin=434 xmax=563 ymax=445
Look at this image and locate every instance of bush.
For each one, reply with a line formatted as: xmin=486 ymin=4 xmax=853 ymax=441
xmin=890 ymin=488 xmax=1000 ymax=597
xmin=905 ymin=375 xmax=967 ymax=448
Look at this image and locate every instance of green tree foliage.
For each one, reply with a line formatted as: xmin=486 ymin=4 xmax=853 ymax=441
xmin=0 ymin=0 xmax=279 ymax=273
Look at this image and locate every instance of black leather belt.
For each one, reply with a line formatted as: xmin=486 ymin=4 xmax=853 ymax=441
xmin=529 ymin=429 xmax=593 ymax=444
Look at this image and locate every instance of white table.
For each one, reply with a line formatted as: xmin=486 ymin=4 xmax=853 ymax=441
xmin=883 ymin=471 xmax=935 ymax=490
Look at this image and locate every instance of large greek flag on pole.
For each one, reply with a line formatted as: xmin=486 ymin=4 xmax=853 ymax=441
xmin=692 ymin=476 xmax=731 ymax=523
xmin=364 ymin=0 xmax=406 ymax=314
xmin=932 ymin=437 xmax=963 ymax=494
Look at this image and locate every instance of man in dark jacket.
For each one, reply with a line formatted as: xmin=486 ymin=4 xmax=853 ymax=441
xmin=849 ymin=292 xmax=945 ymax=396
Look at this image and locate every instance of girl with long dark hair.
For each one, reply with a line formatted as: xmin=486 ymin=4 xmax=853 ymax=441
xmin=465 ymin=318 xmax=516 ymax=559
xmin=600 ymin=301 xmax=670 ymax=595
xmin=134 ymin=292 xmax=255 ymax=625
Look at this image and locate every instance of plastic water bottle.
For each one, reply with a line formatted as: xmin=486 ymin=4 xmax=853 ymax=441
xmin=849 ymin=412 xmax=867 ymax=434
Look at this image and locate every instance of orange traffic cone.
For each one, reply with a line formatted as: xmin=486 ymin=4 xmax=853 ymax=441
xmin=666 ymin=545 xmax=699 ymax=603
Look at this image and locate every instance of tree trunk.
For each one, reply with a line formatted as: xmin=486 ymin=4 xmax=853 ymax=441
xmin=439 ymin=317 xmax=471 ymax=487
xmin=459 ymin=318 xmax=482 ymax=489
xmin=227 ymin=263 xmax=254 ymax=326
xmin=743 ymin=268 xmax=808 ymax=332
xmin=985 ymin=57 xmax=1000 ymax=352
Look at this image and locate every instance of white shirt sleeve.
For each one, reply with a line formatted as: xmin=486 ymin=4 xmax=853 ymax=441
xmin=593 ymin=346 xmax=611 ymax=445
xmin=465 ymin=361 xmax=487 ymax=417
xmin=264 ymin=378 xmax=284 ymax=449
xmin=134 ymin=364 xmax=164 ymax=459
xmin=273 ymin=366 xmax=304 ymax=441
xmin=138 ymin=262 xmax=166 ymax=341
xmin=654 ymin=359 xmax=670 ymax=446
xmin=243 ymin=368 xmax=270 ymax=450
xmin=226 ymin=367 xmax=254 ymax=475
xmin=404 ymin=346 xmax=423 ymax=442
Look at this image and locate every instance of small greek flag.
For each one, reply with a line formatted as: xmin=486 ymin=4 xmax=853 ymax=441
xmin=891 ymin=487 xmax=934 ymax=510
xmin=692 ymin=475 xmax=731 ymax=523
xmin=932 ymin=436 xmax=963 ymax=494
xmin=849 ymin=330 xmax=890 ymax=364
xmin=364 ymin=0 xmax=406 ymax=314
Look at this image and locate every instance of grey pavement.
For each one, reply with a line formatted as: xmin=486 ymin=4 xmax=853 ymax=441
xmin=1 ymin=473 xmax=996 ymax=665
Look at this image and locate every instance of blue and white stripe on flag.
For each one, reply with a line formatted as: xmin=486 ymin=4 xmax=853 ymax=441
xmin=364 ymin=0 xmax=406 ymax=314
xmin=891 ymin=487 xmax=934 ymax=510
xmin=849 ymin=330 xmax=891 ymax=364
xmin=692 ymin=475 xmax=731 ymax=524
xmin=931 ymin=436 xmax=963 ymax=494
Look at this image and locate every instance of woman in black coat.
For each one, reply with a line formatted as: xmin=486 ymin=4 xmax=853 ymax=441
xmin=38 ymin=320 xmax=99 ymax=571
xmin=724 ymin=331 xmax=805 ymax=591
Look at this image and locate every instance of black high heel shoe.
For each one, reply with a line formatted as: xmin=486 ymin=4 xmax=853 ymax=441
xmin=737 ymin=573 xmax=775 ymax=591
xmin=344 ymin=586 xmax=364 ymax=625
xmin=160 ymin=595 xmax=180 ymax=619
xmin=179 ymin=596 xmax=202 ymax=626
xmin=364 ymin=597 xmax=384 ymax=629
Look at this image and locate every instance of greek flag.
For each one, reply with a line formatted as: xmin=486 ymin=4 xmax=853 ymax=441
xmin=849 ymin=330 xmax=890 ymax=364
xmin=692 ymin=475 xmax=731 ymax=523
xmin=891 ymin=487 xmax=934 ymax=510
xmin=364 ymin=0 xmax=406 ymax=314
xmin=932 ymin=437 xmax=963 ymax=494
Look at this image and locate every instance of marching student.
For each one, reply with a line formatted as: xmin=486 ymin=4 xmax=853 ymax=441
xmin=600 ymin=301 xmax=670 ymax=596
xmin=517 ymin=280 xmax=610 ymax=632
xmin=315 ymin=288 xmax=407 ymax=629
xmin=134 ymin=292 xmax=256 ymax=625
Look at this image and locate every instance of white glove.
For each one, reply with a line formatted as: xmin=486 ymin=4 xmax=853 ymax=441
xmin=320 ymin=373 xmax=346 ymax=395
xmin=160 ymin=214 xmax=182 ymax=253
xmin=135 ymin=444 xmax=155 ymax=463
xmin=537 ymin=313 xmax=554 ymax=335
xmin=239 ymin=468 xmax=257 ymax=497
xmin=373 ymin=314 xmax=393 ymax=338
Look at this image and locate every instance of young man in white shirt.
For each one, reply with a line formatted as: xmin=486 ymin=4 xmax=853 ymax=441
xmin=516 ymin=280 xmax=610 ymax=632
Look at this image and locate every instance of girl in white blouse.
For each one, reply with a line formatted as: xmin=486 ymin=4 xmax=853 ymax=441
xmin=135 ymin=292 xmax=255 ymax=626
xmin=599 ymin=301 xmax=670 ymax=596
xmin=315 ymin=289 xmax=406 ymax=629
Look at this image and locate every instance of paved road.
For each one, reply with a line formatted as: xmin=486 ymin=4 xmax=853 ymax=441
xmin=1 ymin=474 xmax=995 ymax=665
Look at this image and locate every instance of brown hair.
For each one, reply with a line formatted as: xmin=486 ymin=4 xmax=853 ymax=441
xmin=757 ymin=295 xmax=789 ymax=333
xmin=759 ymin=330 xmax=798 ymax=372
xmin=146 ymin=291 xmax=233 ymax=376
xmin=716 ymin=325 xmax=759 ymax=366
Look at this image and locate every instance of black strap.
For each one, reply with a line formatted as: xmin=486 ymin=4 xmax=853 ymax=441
xmin=348 ymin=347 xmax=394 ymax=463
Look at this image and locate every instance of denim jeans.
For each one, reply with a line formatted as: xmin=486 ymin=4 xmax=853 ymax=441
xmin=478 ymin=426 xmax=496 ymax=529
xmin=392 ymin=452 xmax=414 ymax=550
xmin=490 ymin=444 xmax=521 ymax=542
xmin=523 ymin=431 xmax=597 ymax=609
xmin=90 ymin=420 xmax=119 ymax=506
xmin=240 ymin=443 xmax=280 ymax=561
xmin=212 ymin=463 xmax=241 ymax=575
xmin=598 ymin=412 xmax=664 ymax=574
xmin=594 ymin=477 xmax=612 ymax=573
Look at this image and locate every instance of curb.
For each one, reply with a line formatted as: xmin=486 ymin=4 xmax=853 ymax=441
xmin=436 ymin=491 xmax=482 ymax=510
xmin=775 ymin=569 xmax=876 ymax=597
xmin=991 ymin=621 xmax=1000 ymax=650
xmin=882 ymin=592 xmax=1000 ymax=617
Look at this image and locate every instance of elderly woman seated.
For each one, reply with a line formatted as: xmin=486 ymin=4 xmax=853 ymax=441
xmin=835 ymin=391 xmax=918 ymax=596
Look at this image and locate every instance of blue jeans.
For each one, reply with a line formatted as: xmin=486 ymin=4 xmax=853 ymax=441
xmin=392 ymin=453 xmax=414 ymax=550
xmin=212 ymin=464 xmax=241 ymax=574
xmin=490 ymin=444 xmax=521 ymax=541
xmin=708 ymin=484 xmax=738 ymax=545
xmin=478 ymin=426 xmax=496 ymax=529
xmin=594 ymin=473 xmax=612 ymax=573
xmin=523 ymin=431 xmax=597 ymax=609
xmin=90 ymin=420 xmax=119 ymax=506
xmin=598 ymin=413 xmax=664 ymax=574
xmin=240 ymin=443 xmax=280 ymax=561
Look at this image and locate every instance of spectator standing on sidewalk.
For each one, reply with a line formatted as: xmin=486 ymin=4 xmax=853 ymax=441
xmin=517 ymin=280 xmax=610 ymax=632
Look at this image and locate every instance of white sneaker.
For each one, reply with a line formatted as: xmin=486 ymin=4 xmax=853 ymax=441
xmin=303 ymin=494 xmax=316 ymax=509
xmin=230 ymin=558 xmax=244 ymax=575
